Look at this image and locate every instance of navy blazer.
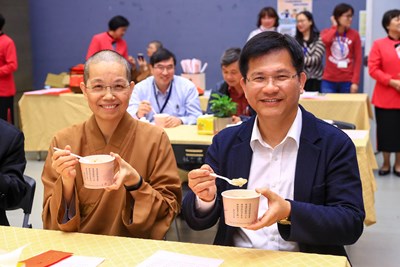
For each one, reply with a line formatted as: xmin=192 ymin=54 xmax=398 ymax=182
xmin=0 ymin=120 xmax=27 ymax=226
xmin=182 ymin=106 xmax=365 ymax=257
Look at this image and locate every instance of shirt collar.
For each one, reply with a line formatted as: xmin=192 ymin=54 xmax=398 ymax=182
xmin=250 ymin=107 xmax=302 ymax=150
xmin=260 ymin=26 xmax=276 ymax=32
xmin=153 ymin=77 xmax=174 ymax=96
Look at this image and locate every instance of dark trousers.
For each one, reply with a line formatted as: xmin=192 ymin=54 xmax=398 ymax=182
xmin=0 ymin=96 xmax=14 ymax=124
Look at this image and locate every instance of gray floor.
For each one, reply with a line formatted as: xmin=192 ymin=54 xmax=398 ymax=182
xmin=6 ymin=152 xmax=400 ymax=266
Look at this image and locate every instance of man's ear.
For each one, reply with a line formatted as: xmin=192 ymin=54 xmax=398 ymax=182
xmin=299 ymin=72 xmax=307 ymax=93
xmin=240 ymin=77 xmax=248 ymax=99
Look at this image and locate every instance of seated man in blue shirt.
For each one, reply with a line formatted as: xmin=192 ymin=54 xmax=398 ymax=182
xmin=127 ymin=48 xmax=202 ymax=127
xmin=182 ymin=31 xmax=364 ymax=258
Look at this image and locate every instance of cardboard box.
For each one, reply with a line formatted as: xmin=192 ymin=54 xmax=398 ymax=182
xmin=44 ymin=72 xmax=69 ymax=88
xmin=181 ymin=73 xmax=206 ymax=90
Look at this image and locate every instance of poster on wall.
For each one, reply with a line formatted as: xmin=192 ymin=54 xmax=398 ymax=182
xmin=278 ymin=0 xmax=313 ymax=36
xmin=359 ymin=10 xmax=366 ymax=47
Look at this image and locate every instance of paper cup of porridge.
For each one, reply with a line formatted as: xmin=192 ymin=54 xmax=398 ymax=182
xmin=154 ymin=113 xmax=169 ymax=127
xmin=79 ymin=155 xmax=115 ymax=189
xmin=221 ymin=189 xmax=260 ymax=227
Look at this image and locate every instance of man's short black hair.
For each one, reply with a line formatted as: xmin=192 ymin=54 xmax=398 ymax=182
xmin=239 ymin=31 xmax=304 ymax=80
xmin=150 ymin=48 xmax=177 ymax=66
xmin=0 ymin=14 xmax=5 ymax=31
xmin=108 ymin=15 xmax=130 ymax=31
xmin=382 ymin=9 xmax=400 ymax=34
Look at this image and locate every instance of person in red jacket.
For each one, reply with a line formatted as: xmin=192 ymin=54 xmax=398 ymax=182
xmin=0 ymin=13 xmax=18 ymax=124
xmin=86 ymin=15 xmax=135 ymax=68
xmin=368 ymin=9 xmax=400 ymax=177
xmin=321 ymin=3 xmax=362 ymax=94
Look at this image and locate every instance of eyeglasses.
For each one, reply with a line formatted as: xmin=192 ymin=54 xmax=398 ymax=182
xmin=85 ymin=84 xmax=130 ymax=94
xmin=246 ymin=73 xmax=299 ymax=88
xmin=153 ymin=65 xmax=174 ymax=72
xmin=341 ymin=14 xmax=353 ymax=19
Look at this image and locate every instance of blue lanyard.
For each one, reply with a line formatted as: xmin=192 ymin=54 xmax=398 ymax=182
xmin=336 ymin=30 xmax=347 ymax=57
xmin=153 ymin=80 xmax=173 ymax=114
xmin=303 ymin=42 xmax=308 ymax=55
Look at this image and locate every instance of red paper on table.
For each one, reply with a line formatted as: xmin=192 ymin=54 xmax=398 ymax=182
xmin=19 ymin=250 xmax=73 ymax=267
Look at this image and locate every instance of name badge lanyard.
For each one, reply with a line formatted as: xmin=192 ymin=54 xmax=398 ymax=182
xmin=303 ymin=42 xmax=308 ymax=55
xmin=336 ymin=30 xmax=347 ymax=57
xmin=153 ymin=80 xmax=173 ymax=113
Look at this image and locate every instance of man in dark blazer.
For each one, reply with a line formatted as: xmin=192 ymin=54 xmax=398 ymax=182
xmin=182 ymin=31 xmax=364 ymax=258
xmin=0 ymin=119 xmax=27 ymax=225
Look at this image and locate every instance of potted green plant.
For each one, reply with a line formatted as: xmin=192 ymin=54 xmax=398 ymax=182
xmin=209 ymin=93 xmax=237 ymax=132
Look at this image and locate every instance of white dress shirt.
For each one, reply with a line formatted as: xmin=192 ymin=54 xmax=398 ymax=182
xmin=197 ymin=107 xmax=302 ymax=252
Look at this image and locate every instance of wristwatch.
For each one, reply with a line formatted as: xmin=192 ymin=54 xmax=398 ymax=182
xmin=278 ymin=216 xmax=291 ymax=225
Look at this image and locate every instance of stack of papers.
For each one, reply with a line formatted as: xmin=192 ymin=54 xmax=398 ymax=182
xmin=137 ymin=250 xmax=223 ymax=267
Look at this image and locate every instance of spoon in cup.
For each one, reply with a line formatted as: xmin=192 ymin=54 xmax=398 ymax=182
xmin=210 ymin=173 xmax=248 ymax=187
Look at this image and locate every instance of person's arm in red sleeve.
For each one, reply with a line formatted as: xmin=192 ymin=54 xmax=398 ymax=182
xmin=0 ymin=40 xmax=17 ymax=77
xmin=321 ymin=26 xmax=337 ymax=48
xmin=86 ymin=36 xmax=99 ymax=60
xmin=351 ymin=32 xmax=362 ymax=86
xmin=368 ymin=41 xmax=391 ymax=86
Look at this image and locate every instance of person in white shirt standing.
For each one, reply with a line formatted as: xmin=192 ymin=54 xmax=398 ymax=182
xmin=182 ymin=31 xmax=364 ymax=258
xmin=247 ymin=6 xmax=279 ymax=41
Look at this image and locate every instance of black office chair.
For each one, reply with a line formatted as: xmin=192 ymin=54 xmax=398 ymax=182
xmin=170 ymin=144 xmax=209 ymax=241
xmin=7 ymin=175 xmax=36 ymax=228
xmin=172 ymin=144 xmax=209 ymax=171
xmin=324 ymin=120 xmax=356 ymax=130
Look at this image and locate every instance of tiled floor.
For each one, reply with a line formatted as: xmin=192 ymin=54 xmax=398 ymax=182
xmin=6 ymin=152 xmax=400 ymax=266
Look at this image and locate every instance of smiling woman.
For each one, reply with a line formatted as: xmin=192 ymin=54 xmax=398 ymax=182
xmin=41 ymin=50 xmax=182 ymax=239
xmin=80 ymin=53 xmax=135 ymax=138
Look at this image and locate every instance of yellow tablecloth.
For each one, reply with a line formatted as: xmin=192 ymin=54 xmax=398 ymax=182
xmin=299 ymin=93 xmax=373 ymax=130
xmin=343 ymin=130 xmax=378 ymax=226
xmin=0 ymin=226 xmax=350 ymax=267
xmin=19 ymin=93 xmax=92 ymax=152
xmin=165 ymin=126 xmax=377 ymax=226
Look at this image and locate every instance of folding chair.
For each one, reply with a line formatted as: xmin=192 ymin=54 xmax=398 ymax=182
xmin=324 ymin=119 xmax=356 ymax=130
xmin=7 ymin=175 xmax=36 ymax=228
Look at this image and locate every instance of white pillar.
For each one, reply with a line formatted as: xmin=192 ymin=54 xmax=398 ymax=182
xmin=364 ymin=0 xmax=398 ymax=152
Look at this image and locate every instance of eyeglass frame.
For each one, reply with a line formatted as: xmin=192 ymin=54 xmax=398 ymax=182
xmin=84 ymin=83 xmax=131 ymax=94
xmin=245 ymin=73 xmax=300 ymax=88
xmin=153 ymin=64 xmax=175 ymax=72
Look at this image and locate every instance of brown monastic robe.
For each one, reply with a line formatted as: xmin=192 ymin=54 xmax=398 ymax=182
xmin=42 ymin=112 xmax=182 ymax=239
